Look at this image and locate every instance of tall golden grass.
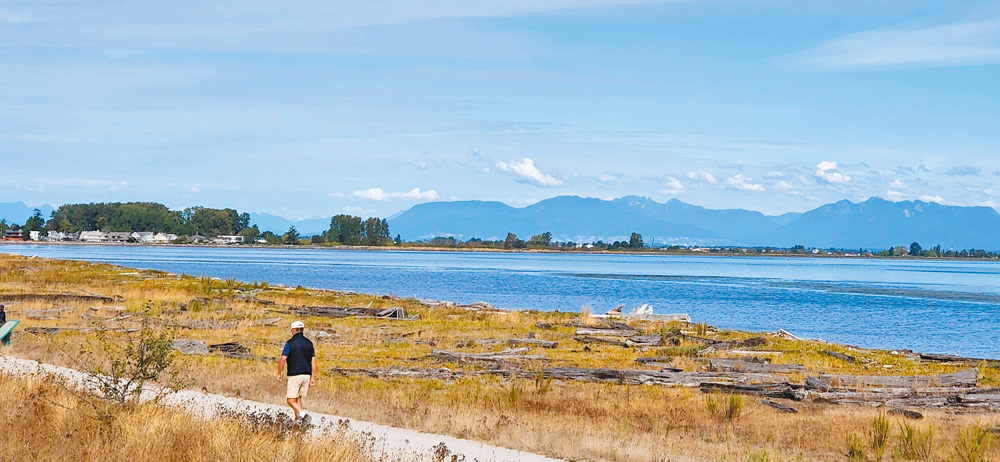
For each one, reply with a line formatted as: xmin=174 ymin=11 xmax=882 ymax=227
xmin=0 ymin=374 xmax=377 ymax=462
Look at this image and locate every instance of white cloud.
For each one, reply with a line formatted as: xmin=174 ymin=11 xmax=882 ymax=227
xmin=725 ymin=174 xmax=765 ymax=192
xmin=352 ymin=187 xmax=439 ymax=201
xmin=686 ymin=171 xmax=717 ymax=184
xmin=945 ymin=165 xmax=982 ymax=176
xmin=814 ymin=161 xmax=851 ymax=184
xmin=496 ymin=157 xmax=563 ymax=187
xmin=660 ymin=177 xmax=684 ymax=194
xmin=920 ymin=195 xmax=945 ymax=203
xmin=787 ymin=18 xmax=1000 ymax=71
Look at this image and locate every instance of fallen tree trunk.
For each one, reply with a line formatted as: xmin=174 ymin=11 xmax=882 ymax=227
xmin=573 ymin=336 xmax=628 ymax=347
xmin=507 ymin=338 xmax=558 ymax=348
xmin=817 ymin=368 xmax=977 ymax=389
xmin=429 ymin=348 xmax=547 ymax=364
xmin=821 ymin=349 xmax=857 ymax=363
xmin=762 ymin=399 xmax=798 ymax=413
xmin=700 ymin=382 xmax=805 ymax=400
xmin=575 ymin=328 xmax=640 ymax=337
xmin=707 ymin=359 xmax=805 ymax=374
xmin=920 ymin=353 xmax=1000 ymax=366
xmin=0 ymin=293 xmax=116 ymax=304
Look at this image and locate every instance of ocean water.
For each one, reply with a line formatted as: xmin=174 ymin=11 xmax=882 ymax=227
xmin=2 ymin=244 xmax=998 ymax=358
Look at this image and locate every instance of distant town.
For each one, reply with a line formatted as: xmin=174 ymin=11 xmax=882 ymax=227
xmin=2 ymin=201 xmax=1000 ymax=259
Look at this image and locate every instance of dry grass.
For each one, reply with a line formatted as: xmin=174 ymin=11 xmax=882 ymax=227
xmin=0 ymin=373 xmax=378 ymax=462
xmin=2 ymin=254 xmax=1000 ymax=462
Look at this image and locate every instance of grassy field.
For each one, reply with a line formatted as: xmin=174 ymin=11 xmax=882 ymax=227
xmin=1 ymin=254 xmax=998 ymax=462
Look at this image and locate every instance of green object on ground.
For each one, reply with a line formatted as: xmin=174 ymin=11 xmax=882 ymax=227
xmin=0 ymin=320 xmax=20 ymax=346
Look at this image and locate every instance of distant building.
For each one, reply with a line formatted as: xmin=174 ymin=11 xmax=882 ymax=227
xmin=29 ymin=231 xmax=40 ymax=241
xmin=213 ymin=235 xmax=244 ymax=245
xmin=188 ymin=234 xmax=209 ymax=244
xmin=149 ymin=233 xmax=178 ymax=243
xmin=47 ymin=231 xmax=79 ymax=241
xmin=131 ymin=232 xmax=155 ymax=243
xmin=2 ymin=229 xmax=23 ymax=241
xmin=79 ymin=231 xmax=108 ymax=242
xmin=107 ymin=232 xmax=130 ymax=243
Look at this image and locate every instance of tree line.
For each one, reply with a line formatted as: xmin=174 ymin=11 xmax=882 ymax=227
xmin=0 ymin=202 xmax=395 ymax=246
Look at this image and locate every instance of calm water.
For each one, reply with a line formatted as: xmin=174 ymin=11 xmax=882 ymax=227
xmin=2 ymin=244 xmax=998 ymax=358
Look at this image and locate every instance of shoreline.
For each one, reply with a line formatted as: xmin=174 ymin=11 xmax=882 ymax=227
xmin=2 ymin=240 xmax=997 ymax=262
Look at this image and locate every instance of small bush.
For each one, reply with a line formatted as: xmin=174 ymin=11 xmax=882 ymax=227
xmin=846 ymin=433 xmax=866 ymax=461
xmin=747 ymin=449 xmax=771 ymax=462
xmin=953 ymin=424 xmax=995 ymax=462
xmin=896 ymin=422 xmax=934 ymax=460
xmin=866 ymin=412 xmax=891 ymax=461
xmin=705 ymin=392 xmax=744 ymax=422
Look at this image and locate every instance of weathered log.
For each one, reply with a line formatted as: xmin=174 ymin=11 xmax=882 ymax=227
xmin=818 ymin=368 xmax=977 ymax=389
xmin=888 ymin=408 xmax=923 ymax=420
xmin=821 ymin=349 xmax=857 ymax=363
xmin=626 ymin=335 xmax=664 ymax=347
xmin=172 ymin=339 xmax=209 ymax=355
xmin=805 ymin=376 xmax=833 ymax=391
xmin=700 ymin=382 xmax=805 ymax=400
xmin=507 ymin=338 xmax=558 ymax=348
xmin=0 ymin=293 xmax=116 ymax=304
xmin=429 ymin=348 xmax=546 ymax=364
xmin=920 ymin=353 xmax=1000 ymax=366
xmin=762 ymin=399 xmax=798 ymax=413
xmin=208 ymin=342 xmax=250 ymax=354
xmin=707 ymin=359 xmax=805 ymax=374
xmin=575 ymin=328 xmax=641 ymax=337
xmin=574 ymin=336 xmax=628 ymax=347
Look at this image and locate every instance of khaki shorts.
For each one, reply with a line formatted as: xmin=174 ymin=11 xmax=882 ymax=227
xmin=286 ymin=374 xmax=310 ymax=399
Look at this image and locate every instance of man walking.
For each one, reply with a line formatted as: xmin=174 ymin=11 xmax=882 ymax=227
xmin=276 ymin=320 xmax=316 ymax=425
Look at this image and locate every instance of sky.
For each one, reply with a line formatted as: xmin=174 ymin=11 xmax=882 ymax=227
xmin=2 ymin=0 xmax=1000 ymax=219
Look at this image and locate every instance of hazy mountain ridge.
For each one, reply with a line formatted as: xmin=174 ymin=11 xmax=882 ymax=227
xmin=0 ymin=202 xmax=54 ymax=225
xmin=388 ymin=196 xmax=1000 ymax=249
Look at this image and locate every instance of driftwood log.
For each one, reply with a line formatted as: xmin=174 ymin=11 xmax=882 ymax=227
xmin=574 ymin=336 xmax=628 ymax=347
xmin=429 ymin=348 xmax=547 ymax=364
xmin=507 ymin=338 xmax=558 ymax=348
xmin=575 ymin=328 xmax=640 ymax=337
xmin=707 ymin=359 xmax=805 ymax=374
xmin=700 ymin=382 xmax=806 ymax=400
xmin=762 ymin=400 xmax=798 ymax=413
xmin=0 ymin=293 xmax=116 ymax=304
xmin=816 ymin=368 xmax=977 ymax=389
xmin=821 ymin=350 xmax=857 ymax=363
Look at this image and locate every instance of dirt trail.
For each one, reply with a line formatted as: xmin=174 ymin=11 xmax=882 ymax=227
xmin=0 ymin=355 xmax=563 ymax=462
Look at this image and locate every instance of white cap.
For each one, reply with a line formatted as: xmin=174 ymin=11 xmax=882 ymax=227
xmin=291 ymin=321 xmax=305 ymax=329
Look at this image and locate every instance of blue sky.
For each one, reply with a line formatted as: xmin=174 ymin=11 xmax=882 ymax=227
xmin=2 ymin=0 xmax=999 ymax=218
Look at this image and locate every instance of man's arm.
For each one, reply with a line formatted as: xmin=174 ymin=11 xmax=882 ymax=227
xmin=276 ymin=355 xmax=287 ymax=381
xmin=309 ymin=356 xmax=317 ymax=386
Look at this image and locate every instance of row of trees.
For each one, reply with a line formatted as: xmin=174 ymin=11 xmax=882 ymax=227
xmin=44 ymin=202 xmax=253 ymax=237
xmin=318 ymin=215 xmax=391 ymax=246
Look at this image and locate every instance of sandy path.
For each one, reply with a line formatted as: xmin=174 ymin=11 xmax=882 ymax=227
xmin=0 ymin=355 xmax=563 ymax=462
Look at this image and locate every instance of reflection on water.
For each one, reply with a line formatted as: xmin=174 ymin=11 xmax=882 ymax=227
xmin=1 ymin=245 xmax=998 ymax=358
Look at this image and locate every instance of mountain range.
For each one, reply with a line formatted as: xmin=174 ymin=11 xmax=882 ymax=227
xmin=4 ymin=197 xmax=1000 ymax=249
xmin=388 ymin=196 xmax=1000 ymax=250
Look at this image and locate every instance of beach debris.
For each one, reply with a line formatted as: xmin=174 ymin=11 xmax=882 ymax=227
xmin=815 ymin=368 xmax=977 ymax=390
xmin=625 ymin=335 xmax=665 ymax=348
xmin=208 ymin=342 xmax=253 ymax=359
xmin=631 ymin=304 xmax=654 ymax=316
xmin=416 ymin=299 xmax=456 ymax=308
xmin=805 ymin=377 xmax=832 ymax=392
xmin=507 ymin=338 xmax=558 ymax=349
xmin=25 ymin=307 xmax=73 ymax=320
xmin=919 ymin=353 xmax=1000 ymax=366
xmin=376 ymin=307 xmax=419 ymax=320
xmin=776 ymin=329 xmax=803 ymax=341
xmin=762 ymin=400 xmax=799 ymax=413
xmin=820 ymin=349 xmax=857 ymax=363
xmin=429 ymin=347 xmax=546 ymax=364
xmin=573 ymin=336 xmax=628 ymax=348
xmin=888 ymin=408 xmax=924 ymax=420
xmin=706 ymin=359 xmax=805 ymax=374
xmin=700 ymin=382 xmax=806 ymax=401
xmin=575 ymin=326 xmax=640 ymax=337
xmin=534 ymin=322 xmax=554 ymax=329
xmin=171 ymin=339 xmax=209 ymax=355
xmin=0 ymin=293 xmax=116 ymax=304
xmin=604 ymin=304 xmax=624 ymax=316
xmin=636 ymin=356 xmax=679 ymax=369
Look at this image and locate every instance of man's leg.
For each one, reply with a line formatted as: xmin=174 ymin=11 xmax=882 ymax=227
xmin=287 ymin=397 xmax=303 ymax=419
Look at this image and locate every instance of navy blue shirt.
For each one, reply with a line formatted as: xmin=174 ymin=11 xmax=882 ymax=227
xmin=281 ymin=333 xmax=315 ymax=376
